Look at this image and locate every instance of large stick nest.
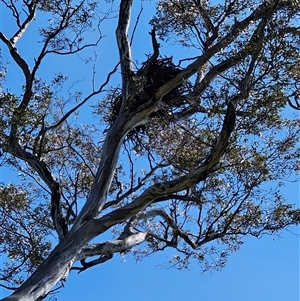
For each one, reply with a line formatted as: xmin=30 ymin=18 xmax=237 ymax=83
xmin=139 ymin=56 xmax=191 ymax=107
xmin=107 ymin=56 xmax=192 ymax=124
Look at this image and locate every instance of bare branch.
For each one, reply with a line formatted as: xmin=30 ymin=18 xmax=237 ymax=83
xmin=72 ymin=254 xmax=113 ymax=272
xmin=131 ymin=209 xmax=197 ymax=249
xmin=77 ymin=232 xmax=147 ymax=261
xmin=43 ymin=63 xmax=119 ymax=133
xmin=96 ymin=101 xmax=235 ymax=228
xmin=137 ymin=28 xmax=160 ymax=77
xmin=116 ymin=0 xmax=133 ymax=99
xmin=0 ymin=32 xmax=31 ymax=84
xmin=3 ymin=135 xmax=66 ymax=241
xmin=1 ymin=0 xmax=299 ymax=299
xmin=73 ymin=232 xmax=147 ymax=272
xmin=130 ymin=2 xmax=143 ymax=45
xmin=149 ymin=1 xmax=281 ymax=105
xmin=103 ymin=162 xmax=168 ymax=210
xmin=10 ymin=0 xmax=37 ymax=45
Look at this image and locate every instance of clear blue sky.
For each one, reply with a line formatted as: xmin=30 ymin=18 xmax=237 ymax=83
xmin=59 ymin=225 xmax=300 ymax=301
xmin=0 ymin=1 xmax=299 ymax=300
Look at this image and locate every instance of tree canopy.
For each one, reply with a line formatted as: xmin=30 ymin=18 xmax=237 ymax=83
xmin=0 ymin=0 xmax=299 ymax=300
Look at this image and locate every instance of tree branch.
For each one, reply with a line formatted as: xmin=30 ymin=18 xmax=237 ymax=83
xmin=130 ymin=209 xmax=197 ymax=249
xmin=10 ymin=0 xmax=37 ymax=45
xmin=153 ymin=0 xmax=285 ymax=103
xmin=137 ymin=28 xmax=160 ymax=78
xmin=76 ymin=232 xmax=147 ymax=262
xmin=0 ymin=32 xmax=31 ymax=84
xmin=4 ymin=136 xmax=66 ymax=241
xmin=116 ymin=0 xmax=133 ymax=99
xmin=96 ymin=101 xmax=235 ymax=228
xmin=40 ymin=63 xmax=119 ymax=134
xmin=103 ymin=162 xmax=167 ymax=210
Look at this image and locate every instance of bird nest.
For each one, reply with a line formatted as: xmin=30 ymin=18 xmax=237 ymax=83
xmin=105 ymin=57 xmax=192 ymax=124
xmin=139 ymin=56 xmax=191 ymax=107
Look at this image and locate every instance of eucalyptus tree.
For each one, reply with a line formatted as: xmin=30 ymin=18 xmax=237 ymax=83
xmin=0 ymin=0 xmax=299 ymax=300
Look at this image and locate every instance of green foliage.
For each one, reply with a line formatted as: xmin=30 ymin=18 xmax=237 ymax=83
xmin=0 ymin=0 xmax=299 ymax=298
xmin=0 ymin=183 xmax=52 ymax=287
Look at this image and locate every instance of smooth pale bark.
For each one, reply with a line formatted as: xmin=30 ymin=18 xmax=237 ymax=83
xmin=1 ymin=97 xmax=235 ymax=301
xmin=78 ymin=233 xmax=147 ymax=260
xmin=1 ymin=1 xmax=287 ymax=300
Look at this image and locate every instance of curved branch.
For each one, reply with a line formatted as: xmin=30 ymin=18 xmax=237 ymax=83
xmin=73 ymin=254 xmax=113 ymax=272
xmin=10 ymin=0 xmax=37 ymax=45
xmin=194 ymin=15 xmax=268 ymax=96
xmin=77 ymin=232 xmax=147 ymax=261
xmin=96 ymin=101 xmax=235 ymax=228
xmin=72 ymin=233 xmax=147 ymax=273
xmin=0 ymin=30 xmax=35 ymax=140
xmin=130 ymin=209 xmax=197 ymax=249
xmin=0 ymin=32 xmax=31 ymax=84
xmin=288 ymin=96 xmax=300 ymax=110
xmin=48 ymin=63 xmax=119 ymax=132
xmin=152 ymin=1 xmax=286 ymax=103
xmin=4 ymin=137 xmax=65 ymax=240
xmin=103 ymin=162 xmax=167 ymax=210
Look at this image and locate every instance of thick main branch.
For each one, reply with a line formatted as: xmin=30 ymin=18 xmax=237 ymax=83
xmin=116 ymin=0 xmax=133 ymax=99
xmin=97 ymin=101 xmax=235 ymax=229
